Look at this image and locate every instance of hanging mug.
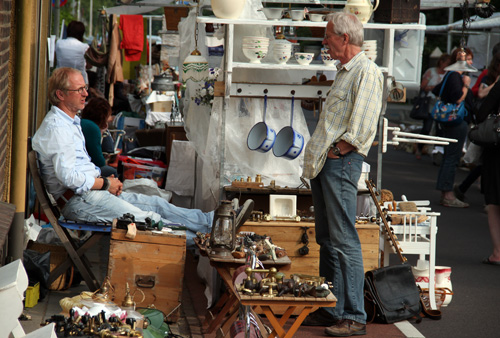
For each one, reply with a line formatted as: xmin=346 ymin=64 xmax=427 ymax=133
xmin=247 ymin=96 xmax=276 ymax=153
xmin=273 ymin=96 xmax=304 ymax=160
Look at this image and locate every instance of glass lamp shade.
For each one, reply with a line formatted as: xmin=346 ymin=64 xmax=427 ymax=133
xmin=182 ymin=49 xmax=209 ymax=83
xmin=444 ymin=61 xmax=478 ymax=73
xmin=445 ymin=49 xmax=478 ymax=72
xmin=209 ymin=200 xmax=236 ymax=257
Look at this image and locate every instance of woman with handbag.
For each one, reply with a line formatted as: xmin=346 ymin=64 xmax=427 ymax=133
xmin=415 ymin=53 xmax=452 ymax=160
xmin=431 ymin=48 xmax=475 ymax=208
xmin=475 ymin=80 xmax=500 ymax=265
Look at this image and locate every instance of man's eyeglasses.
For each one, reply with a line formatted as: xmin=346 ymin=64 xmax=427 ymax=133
xmin=65 ymin=85 xmax=89 ymax=95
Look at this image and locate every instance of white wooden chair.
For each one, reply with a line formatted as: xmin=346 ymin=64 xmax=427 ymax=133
xmin=382 ymin=198 xmax=440 ymax=310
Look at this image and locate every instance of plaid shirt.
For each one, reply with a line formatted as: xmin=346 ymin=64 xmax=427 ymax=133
xmin=302 ymin=52 xmax=383 ymax=179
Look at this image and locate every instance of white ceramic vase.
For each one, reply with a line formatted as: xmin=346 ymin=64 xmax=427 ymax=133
xmin=211 ymin=0 xmax=246 ymax=20
xmin=435 ymin=266 xmax=453 ymax=307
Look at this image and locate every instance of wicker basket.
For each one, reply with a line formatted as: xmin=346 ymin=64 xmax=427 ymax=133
xmin=27 ymin=242 xmax=74 ymax=291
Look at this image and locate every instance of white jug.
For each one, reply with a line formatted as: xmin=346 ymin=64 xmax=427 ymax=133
xmin=343 ymin=0 xmax=379 ymax=24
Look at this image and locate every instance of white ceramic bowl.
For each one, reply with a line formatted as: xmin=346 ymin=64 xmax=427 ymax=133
xmin=321 ymin=49 xmax=336 ymax=66
xmin=261 ymin=7 xmax=284 ymax=20
xmin=274 ymin=50 xmax=291 ymax=64
xmin=243 ymin=36 xmax=270 ymax=44
xmin=304 ymin=45 xmax=322 ymax=60
xmin=211 ymin=0 xmax=246 ymax=19
xmin=291 ymin=10 xmax=305 ymax=21
xmin=274 ymin=44 xmax=292 ymax=50
xmin=243 ymin=47 xmax=269 ymax=63
xmin=308 ymin=13 xmax=325 ymax=22
xmin=294 ymin=52 xmax=314 ymax=65
xmin=363 ymin=40 xmax=377 ymax=46
xmin=243 ymin=42 xmax=270 ymax=49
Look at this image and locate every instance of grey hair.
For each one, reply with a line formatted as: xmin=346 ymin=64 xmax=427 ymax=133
xmin=325 ymin=12 xmax=364 ymax=47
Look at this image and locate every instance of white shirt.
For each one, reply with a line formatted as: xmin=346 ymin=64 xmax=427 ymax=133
xmin=32 ymin=106 xmax=100 ymax=199
xmin=55 ymin=37 xmax=90 ymax=84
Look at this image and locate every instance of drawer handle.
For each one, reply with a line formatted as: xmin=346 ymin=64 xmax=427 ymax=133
xmin=135 ymin=275 xmax=155 ymax=288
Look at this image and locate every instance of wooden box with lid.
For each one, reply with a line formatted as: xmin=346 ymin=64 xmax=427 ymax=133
xmin=239 ymin=221 xmax=380 ymax=276
xmin=107 ymin=226 xmax=186 ymax=321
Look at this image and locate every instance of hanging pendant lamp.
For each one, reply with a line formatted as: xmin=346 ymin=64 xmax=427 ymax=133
xmin=444 ymin=0 xmax=478 ymax=73
xmin=182 ymin=3 xmax=209 ymax=83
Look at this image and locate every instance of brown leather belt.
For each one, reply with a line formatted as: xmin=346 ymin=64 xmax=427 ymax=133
xmin=56 ymin=189 xmax=75 ymax=209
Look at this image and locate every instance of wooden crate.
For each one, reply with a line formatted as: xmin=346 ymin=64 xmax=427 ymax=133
xmin=239 ymin=221 xmax=380 ymax=277
xmin=374 ymin=0 xmax=420 ymax=24
xmin=108 ymin=228 xmax=186 ymax=321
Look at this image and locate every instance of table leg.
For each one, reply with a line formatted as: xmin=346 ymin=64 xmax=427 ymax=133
xmin=260 ymin=305 xmax=313 ymax=338
xmin=204 ymin=293 xmax=238 ymax=334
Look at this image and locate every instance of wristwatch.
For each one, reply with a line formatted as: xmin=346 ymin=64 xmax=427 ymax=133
xmin=332 ymin=146 xmax=342 ymax=156
xmin=100 ymin=177 xmax=110 ymax=191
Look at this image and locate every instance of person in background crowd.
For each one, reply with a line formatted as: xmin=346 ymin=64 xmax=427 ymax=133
xmin=55 ymin=21 xmax=89 ymax=84
xmin=471 ymin=42 xmax=500 ymax=97
xmin=431 ymin=48 xmax=474 ymax=208
xmin=31 ymin=67 xmax=254 ymax=247
xmin=80 ymin=97 xmax=117 ymax=177
xmin=477 ymin=52 xmax=500 ymax=99
xmin=474 ymin=79 xmax=500 ymax=265
xmin=454 ymin=52 xmax=500 ymax=201
xmin=416 ymin=53 xmax=452 ymax=160
xmin=301 ymin=12 xmax=383 ymax=337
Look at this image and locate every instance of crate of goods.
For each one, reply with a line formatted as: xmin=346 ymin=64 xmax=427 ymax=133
xmin=374 ymin=0 xmax=420 ymax=24
xmin=119 ymin=156 xmax=167 ymax=187
xmin=108 ymin=226 xmax=186 ymax=322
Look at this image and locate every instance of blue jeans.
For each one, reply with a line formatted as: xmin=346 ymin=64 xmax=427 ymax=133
xmin=310 ymin=152 xmax=366 ymax=324
xmin=436 ymin=120 xmax=468 ymax=192
xmin=62 ymin=191 xmax=214 ymax=246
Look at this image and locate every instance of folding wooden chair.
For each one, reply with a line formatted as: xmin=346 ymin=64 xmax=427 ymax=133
xmin=28 ymin=150 xmax=111 ymax=292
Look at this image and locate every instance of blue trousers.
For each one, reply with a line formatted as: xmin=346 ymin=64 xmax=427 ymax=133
xmin=436 ymin=120 xmax=468 ymax=192
xmin=310 ymin=152 xmax=366 ymax=324
xmin=62 ymin=191 xmax=214 ymax=246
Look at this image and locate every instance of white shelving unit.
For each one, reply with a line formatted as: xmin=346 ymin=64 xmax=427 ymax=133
xmin=197 ymin=16 xmax=425 ymax=99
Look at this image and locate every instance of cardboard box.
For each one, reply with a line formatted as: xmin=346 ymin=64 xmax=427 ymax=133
xmin=150 ymin=101 xmax=173 ymax=112
xmin=108 ymin=227 xmax=186 ymax=322
xmin=374 ymin=0 xmax=420 ymax=24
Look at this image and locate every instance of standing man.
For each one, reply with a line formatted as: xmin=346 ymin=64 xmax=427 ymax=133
xmin=301 ymin=12 xmax=383 ymax=337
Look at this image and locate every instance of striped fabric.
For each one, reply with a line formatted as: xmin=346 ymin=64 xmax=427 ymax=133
xmin=302 ymin=52 xmax=383 ymax=179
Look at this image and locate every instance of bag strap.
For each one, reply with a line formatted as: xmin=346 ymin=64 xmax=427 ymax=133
xmin=437 ymin=71 xmax=454 ymax=99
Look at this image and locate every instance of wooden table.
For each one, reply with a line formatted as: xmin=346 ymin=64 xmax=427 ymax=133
xmin=195 ymin=239 xmax=292 ymax=335
xmin=238 ymin=292 xmax=337 ymax=338
xmin=196 ymin=240 xmax=337 ymax=338
xmin=215 ymin=262 xmax=336 ymax=338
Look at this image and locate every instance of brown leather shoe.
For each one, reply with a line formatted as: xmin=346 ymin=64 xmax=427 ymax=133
xmin=324 ymin=319 xmax=366 ymax=337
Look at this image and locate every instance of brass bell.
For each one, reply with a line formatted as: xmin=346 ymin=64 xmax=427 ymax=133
xmin=122 ymin=283 xmax=135 ymax=310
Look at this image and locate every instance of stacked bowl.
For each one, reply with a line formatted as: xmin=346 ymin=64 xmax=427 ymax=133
xmin=321 ymin=48 xmax=336 ymax=66
xmin=242 ymin=36 xmax=270 ymax=64
xmin=363 ymin=40 xmax=377 ymax=61
xmin=273 ymin=40 xmax=292 ymax=64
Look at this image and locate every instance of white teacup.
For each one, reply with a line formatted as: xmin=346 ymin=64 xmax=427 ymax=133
xmin=290 ymin=10 xmax=305 ymax=21
xmin=308 ymin=13 xmax=325 ymax=22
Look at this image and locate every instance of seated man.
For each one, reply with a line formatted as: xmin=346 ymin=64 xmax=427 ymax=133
xmin=32 ymin=67 xmax=252 ymax=246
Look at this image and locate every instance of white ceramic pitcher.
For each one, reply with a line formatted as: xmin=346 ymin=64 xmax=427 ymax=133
xmin=343 ymin=0 xmax=379 ymax=24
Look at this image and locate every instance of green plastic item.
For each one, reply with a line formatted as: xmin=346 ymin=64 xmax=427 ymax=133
xmin=137 ymin=308 xmax=170 ymax=338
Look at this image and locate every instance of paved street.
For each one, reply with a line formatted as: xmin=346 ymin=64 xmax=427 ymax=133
xmin=365 ymin=141 xmax=500 ymax=338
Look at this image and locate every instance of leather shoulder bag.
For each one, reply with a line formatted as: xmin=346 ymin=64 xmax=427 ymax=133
xmin=364 ymin=180 xmax=442 ymax=324
xmin=468 ymin=102 xmax=500 ymax=147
